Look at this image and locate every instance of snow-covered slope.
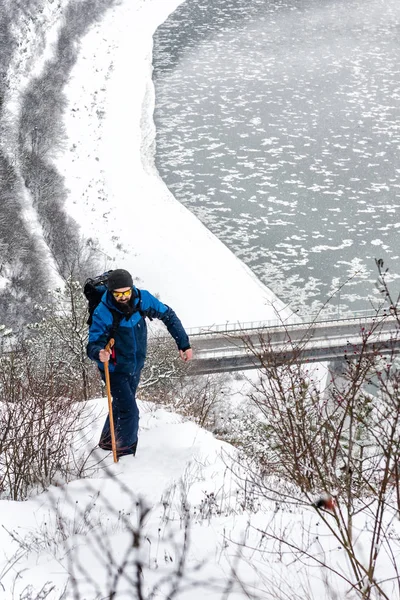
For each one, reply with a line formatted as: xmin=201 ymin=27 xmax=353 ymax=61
xmin=2 ymin=397 xmax=398 ymax=599
xmin=0 ymin=400 xmax=348 ymax=599
xmin=55 ymin=0 xmax=293 ymax=328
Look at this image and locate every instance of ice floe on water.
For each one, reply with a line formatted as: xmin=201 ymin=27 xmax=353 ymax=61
xmin=153 ymin=0 xmax=400 ymax=313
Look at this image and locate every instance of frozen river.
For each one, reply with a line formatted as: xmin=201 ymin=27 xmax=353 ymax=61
xmin=153 ymin=0 xmax=400 ymax=314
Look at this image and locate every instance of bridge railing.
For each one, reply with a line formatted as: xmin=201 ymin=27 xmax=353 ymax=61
xmin=186 ymin=317 xmax=286 ymax=337
xmin=186 ymin=309 xmax=392 ymax=337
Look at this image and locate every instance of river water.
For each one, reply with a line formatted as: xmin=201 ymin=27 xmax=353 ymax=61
xmin=153 ymin=0 xmax=400 ymax=315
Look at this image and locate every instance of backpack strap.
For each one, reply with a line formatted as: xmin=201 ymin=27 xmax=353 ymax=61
xmin=135 ymin=288 xmax=153 ymax=321
xmin=107 ymin=310 xmax=123 ymax=365
xmin=108 ymin=309 xmax=124 ymax=341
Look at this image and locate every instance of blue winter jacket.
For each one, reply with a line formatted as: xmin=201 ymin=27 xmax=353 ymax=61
xmin=87 ymin=287 xmax=190 ymax=375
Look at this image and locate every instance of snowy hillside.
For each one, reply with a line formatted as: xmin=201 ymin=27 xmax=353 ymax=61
xmin=54 ymin=0 xmax=293 ymax=328
xmin=2 ymin=392 xmax=400 ymax=599
xmin=1 ymin=1 xmax=399 ymax=599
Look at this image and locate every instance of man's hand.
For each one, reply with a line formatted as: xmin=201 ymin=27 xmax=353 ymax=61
xmin=179 ymin=348 xmax=193 ymax=362
xmin=99 ymin=349 xmax=111 ymax=363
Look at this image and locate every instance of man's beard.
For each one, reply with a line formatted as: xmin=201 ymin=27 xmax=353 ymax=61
xmin=117 ymin=296 xmax=134 ymax=317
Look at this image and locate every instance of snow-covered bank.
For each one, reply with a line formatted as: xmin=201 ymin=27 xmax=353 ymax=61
xmin=56 ymin=0 xmax=293 ymax=328
xmin=2 ymin=397 xmax=399 ymax=599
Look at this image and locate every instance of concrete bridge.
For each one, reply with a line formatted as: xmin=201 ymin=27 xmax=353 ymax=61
xmin=185 ymin=311 xmax=399 ymax=375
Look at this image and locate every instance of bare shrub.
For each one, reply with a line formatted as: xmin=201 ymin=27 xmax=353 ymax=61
xmin=227 ymin=265 xmax=400 ymax=600
xmin=27 ymin=276 xmax=102 ymax=402
xmin=167 ymin=373 xmax=230 ymax=430
xmin=375 ymin=257 xmax=400 ymax=327
xmin=139 ymin=329 xmax=187 ymax=398
xmin=140 ymin=329 xmax=230 ymax=431
xmin=0 ymin=345 xmax=94 ymax=500
xmin=0 ymin=273 xmax=103 ymax=500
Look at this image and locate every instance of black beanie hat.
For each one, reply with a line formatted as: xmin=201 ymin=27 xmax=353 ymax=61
xmin=107 ymin=269 xmax=133 ymax=291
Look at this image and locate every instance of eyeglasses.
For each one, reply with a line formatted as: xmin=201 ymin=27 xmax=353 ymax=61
xmin=112 ymin=289 xmax=132 ymax=298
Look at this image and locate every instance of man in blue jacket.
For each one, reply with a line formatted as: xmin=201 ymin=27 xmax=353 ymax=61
xmin=87 ymin=269 xmax=192 ymax=457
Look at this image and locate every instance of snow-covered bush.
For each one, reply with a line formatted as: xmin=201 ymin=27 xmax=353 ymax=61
xmin=230 ymin=292 xmax=400 ymax=600
xmin=141 ymin=335 xmax=230 ymax=431
xmin=164 ymin=373 xmax=230 ymax=431
xmin=0 ymin=276 xmax=101 ymax=500
xmin=26 ymin=276 xmax=102 ymax=402
xmin=0 ymin=345 xmax=94 ymax=500
xmin=139 ymin=329 xmax=188 ymax=397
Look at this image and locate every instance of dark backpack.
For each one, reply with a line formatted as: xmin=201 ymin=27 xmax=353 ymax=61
xmin=83 ymin=271 xmax=146 ymax=339
xmin=84 ymin=270 xmax=114 ymax=326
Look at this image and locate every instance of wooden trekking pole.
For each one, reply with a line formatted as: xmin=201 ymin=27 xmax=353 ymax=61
xmin=104 ymin=338 xmax=118 ymax=463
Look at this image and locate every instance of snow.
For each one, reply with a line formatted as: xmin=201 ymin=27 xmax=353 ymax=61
xmin=54 ymin=0 xmax=292 ymax=329
xmin=0 ymin=1 xmax=298 ymax=595
xmin=1 ymin=0 xmax=398 ymax=598
xmin=2 ymin=397 xmax=399 ymax=599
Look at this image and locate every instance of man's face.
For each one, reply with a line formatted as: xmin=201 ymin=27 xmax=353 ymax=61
xmin=112 ymin=287 xmax=132 ymax=304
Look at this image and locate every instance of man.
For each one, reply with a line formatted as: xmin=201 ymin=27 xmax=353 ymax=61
xmin=87 ymin=269 xmax=192 ymax=457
